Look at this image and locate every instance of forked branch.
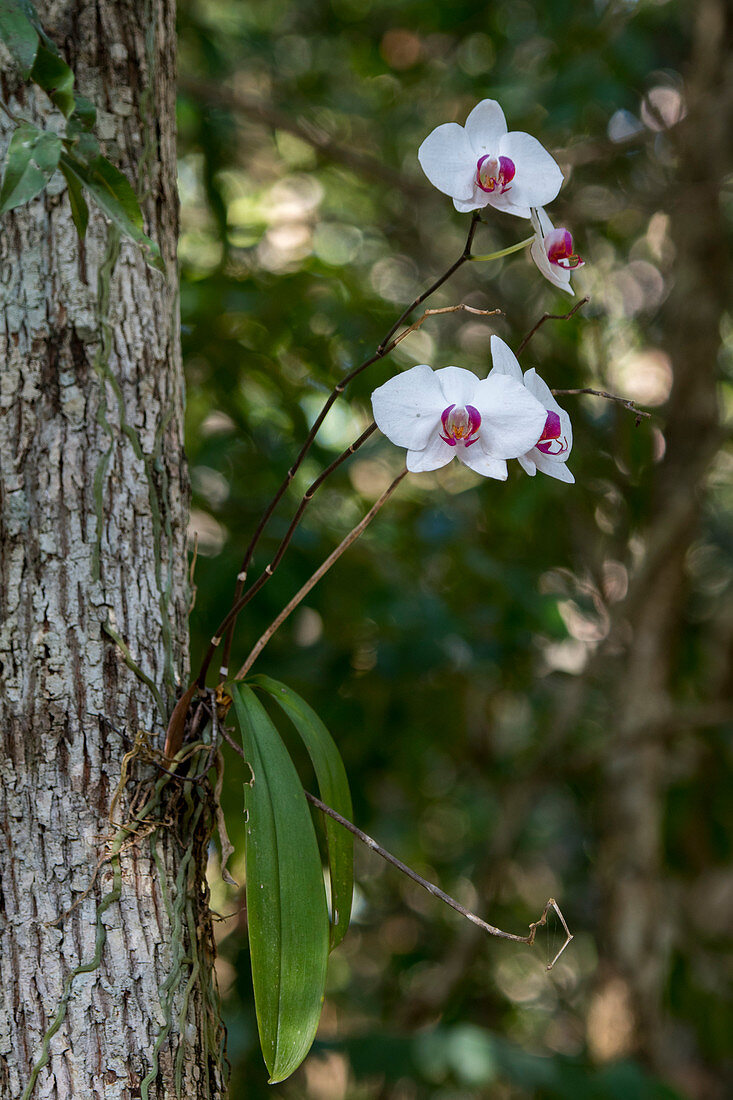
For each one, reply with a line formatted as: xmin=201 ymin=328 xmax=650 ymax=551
xmin=517 ymin=296 xmax=590 ymax=355
xmin=305 ymin=791 xmax=573 ymax=968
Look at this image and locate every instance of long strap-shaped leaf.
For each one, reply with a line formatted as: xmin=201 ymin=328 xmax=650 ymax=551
xmin=232 ymin=684 xmax=330 ymax=1083
xmin=251 ymin=674 xmax=354 ymax=949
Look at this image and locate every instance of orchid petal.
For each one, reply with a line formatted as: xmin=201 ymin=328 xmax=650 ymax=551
xmin=488 ymin=335 xmax=523 ymax=383
xmin=498 ymin=132 xmax=563 ymax=208
xmin=418 ymin=123 xmax=476 ymax=201
xmin=545 ymin=227 xmax=574 ymax=258
xmin=453 ymin=189 xmax=489 ymax=213
xmin=522 ymin=368 xmax=574 ymax=480
xmin=371 ymin=364 xmax=445 ymax=450
xmin=530 ymin=208 xmax=574 ymax=294
xmin=458 ymin=446 xmax=508 ymax=480
xmin=434 ymin=365 xmax=482 ymax=408
xmin=533 ymin=451 xmax=575 ymax=483
xmin=480 ymin=190 xmax=532 ymax=219
xmin=530 ymin=237 xmax=574 ymax=294
xmin=472 ymin=373 xmax=547 ymax=458
xmin=406 ymin=433 xmax=455 ymax=472
xmin=518 ymin=454 xmax=537 ymax=476
xmin=523 ymin=368 xmax=573 ymax=452
xmin=464 ymin=99 xmax=508 ymax=155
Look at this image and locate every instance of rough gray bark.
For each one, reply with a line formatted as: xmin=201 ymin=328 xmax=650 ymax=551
xmin=0 ymin=2 xmax=225 ymax=1097
xmin=594 ymin=0 xmax=732 ymax=1074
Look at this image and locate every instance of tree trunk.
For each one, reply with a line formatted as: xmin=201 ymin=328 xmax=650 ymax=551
xmin=0 ymin=2 xmax=225 ymax=1097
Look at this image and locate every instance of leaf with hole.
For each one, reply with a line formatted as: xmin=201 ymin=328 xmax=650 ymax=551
xmin=232 ymin=683 xmax=330 ymax=1084
xmin=252 ymin=674 xmax=354 ymax=948
xmin=0 ymin=124 xmax=61 ymax=215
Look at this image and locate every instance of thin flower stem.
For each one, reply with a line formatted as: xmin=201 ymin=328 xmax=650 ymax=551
xmin=195 ymin=214 xmax=483 ymax=693
xmin=233 ymin=469 xmax=407 ymax=680
xmin=376 ymin=212 xmax=483 ymax=354
xmin=236 ymin=212 xmax=481 ymax=584
xmin=304 ymin=791 xmax=573 ymax=964
xmin=207 ymin=469 xmax=406 ymax=690
xmin=552 ymin=387 xmax=651 ymax=423
xmin=217 ymin=422 xmax=378 ymax=681
xmin=469 ymin=236 xmax=534 ymax=262
xmin=516 ymin=296 xmax=590 ymax=356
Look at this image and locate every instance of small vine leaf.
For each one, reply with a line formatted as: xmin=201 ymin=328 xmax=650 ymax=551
xmin=0 ymin=0 xmax=39 ymax=75
xmin=31 ymin=43 xmax=75 ymax=118
xmin=67 ymin=92 xmax=96 ymax=133
xmin=68 ymin=131 xmax=100 ymax=160
xmin=60 ymin=153 xmax=165 ymax=272
xmin=252 ymin=674 xmax=354 ymax=949
xmin=59 ymin=160 xmax=89 ymax=240
xmin=0 ymin=124 xmax=62 ymax=215
xmin=232 ymin=684 xmax=330 ymax=1084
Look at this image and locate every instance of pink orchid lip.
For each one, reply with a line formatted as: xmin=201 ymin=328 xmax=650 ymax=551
xmin=440 ymin=404 xmax=482 ymax=447
xmin=476 ymin=154 xmax=515 ymax=195
xmin=545 ymin=228 xmax=585 ymax=270
xmin=536 ymin=409 xmax=569 ymax=455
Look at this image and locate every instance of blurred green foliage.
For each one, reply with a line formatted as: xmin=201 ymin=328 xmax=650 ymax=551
xmin=177 ymin=0 xmax=732 ymax=1096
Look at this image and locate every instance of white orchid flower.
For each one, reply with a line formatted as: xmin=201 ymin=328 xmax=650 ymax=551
xmin=371 ymin=363 xmax=547 ymax=480
xmin=418 ymin=99 xmax=564 ymax=219
xmin=530 ymin=207 xmax=585 ymax=296
xmin=489 ymin=335 xmax=574 ymax=483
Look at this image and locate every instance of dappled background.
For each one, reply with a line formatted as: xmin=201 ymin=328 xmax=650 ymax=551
xmin=176 ymin=0 xmax=732 ymax=1096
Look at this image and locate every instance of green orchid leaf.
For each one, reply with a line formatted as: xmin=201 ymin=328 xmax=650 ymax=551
xmin=59 ymin=160 xmax=88 ymax=240
xmin=252 ymin=674 xmax=354 ymax=949
xmin=31 ymin=43 xmax=75 ymax=118
xmin=60 ymin=152 xmax=165 ymax=272
xmin=0 ymin=0 xmax=39 ymax=75
xmin=0 ymin=124 xmax=61 ymax=215
xmin=232 ymin=683 xmax=330 ymax=1084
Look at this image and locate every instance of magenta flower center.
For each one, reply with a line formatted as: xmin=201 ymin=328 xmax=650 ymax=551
xmin=440 ymin=404 xmax=481 ymax=447
xmin=476 ymin=154 xmax=515 ymax=195
xmin=536 ymin=410 xmax=569 ymax=456
xmin=544 ymin=228 xmax=584 ymax=270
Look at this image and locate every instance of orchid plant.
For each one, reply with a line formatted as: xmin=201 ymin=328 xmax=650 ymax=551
xmin=210 ymin=97 xmax=615 ymax=1081
xmin=212 ymin=97 xmax=644 ymax=1082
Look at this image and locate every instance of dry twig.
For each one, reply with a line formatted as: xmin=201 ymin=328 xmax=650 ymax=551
xmin=517 ymin=296 xmax=590 ymax=356
xmin=388 ymin=303 xmax=502 ymax=350
xmin=552 ymin=387 xmax=651 ymax=424
xmin=305 ymin=790 xmax=573 ymax=966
